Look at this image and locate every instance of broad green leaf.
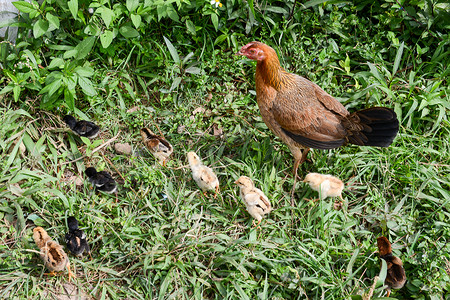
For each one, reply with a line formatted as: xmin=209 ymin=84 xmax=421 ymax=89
xmin=46 ymin=12 xmax=60 ymax=29
xmin=211 ymin=13 xmax=218 ymax=31
xmin=100 ymin=30 xmax=114 ymax=48
xmin=169 ymin=77 xmax=181 ymax=91
xmin=78 ymin=76 xmax=97 ymax=96
xmin=48 ymin=57 xmax=64 ymax=69
xmin=68 ymin=0 xmax=78 ymax=19
xmin=33 ymin=19 xmax=49 ymax=38
xmin=74 ymin=66 xmax=94 ymax=77
xmin=126 ymin=0 xmax=139 ymax=12
xmin=185 ymin=19 xmax=196 ymax=35
xmin=75 ymin=36 xmax=95 ymax=60
xmin=12 ymin=1 xmax=37 ymax=14
xmin=13 ymin=85 xmax=21 ymax=102
xmin=119 ymin=25 xmax=139 ymax=38
xmin=64 ymin=88 xmax=75 ymax=112
xmin=163 ymin=36 xmax=180 ymax=64
xmin=131 ymin=14 xmax=141 ymax=28
xmin=100 ymin=7 xmax=114 ymax=28
xmin=185 ymin=67 xmax=201 ymax=75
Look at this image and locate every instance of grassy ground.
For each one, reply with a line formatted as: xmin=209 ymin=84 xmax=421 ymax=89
xmin=1 ymin=2 xmax=450 ymax=299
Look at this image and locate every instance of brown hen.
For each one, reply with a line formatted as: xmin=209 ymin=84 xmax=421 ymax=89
xmin=237 ymin=42 xmax=399 ymax=198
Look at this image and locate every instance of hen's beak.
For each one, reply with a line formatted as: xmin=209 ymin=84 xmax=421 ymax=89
xmin=236 ymin=50 xmax=244 ymax=56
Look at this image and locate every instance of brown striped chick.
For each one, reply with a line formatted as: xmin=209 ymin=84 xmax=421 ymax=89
xmin=140 ymin=128 xmax=173 ymax=166
xmin=377 ymin=236 xmax=407 ymax=297
xmin=303 ymin=173 xmax=344 ymax=208
xmin=33 ymin=227 xmax=75 ymax=281
xmin=187 ymin=151 xmax=220 ymax=197
xmin=235 ymin=176 xmax=272 ymax=226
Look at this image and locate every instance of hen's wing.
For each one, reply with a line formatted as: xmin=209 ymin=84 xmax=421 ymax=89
xmin=271 ymin=75 xmax=350 ymax=149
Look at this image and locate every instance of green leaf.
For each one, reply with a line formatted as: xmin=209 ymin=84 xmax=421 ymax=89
xmin=186 ymin=19 xmax=196 ymax=35
xmin=100 ymin=30 xmax=114 ymax=48
xmin=68 ymin=0 xmax=78 ymax=19
xmin=119 ymin=25 xmax=139 ymax=38
xmin=75 ymin=36 xmax=95 ymax=60
xmin=392 ymin=41 xmax=404 ymax=78
xmin=78 ymin=76 xmax=97 ymax=96
xmin=74 ymin=66 xmax=94 ymax=77
xmin=12 ymin=1 xmax=37 ymax=14
xmin=130 ymin=14 xmax=141 ymax=29
xmin=13 ymin=85 xmax=21 ymax=102
xmin=126 ymin=0 xmax=140 ymax=12
xmin=211 ymin=13 xmax=218 ymax=31
xmin=46 ymin=12 xmax=60 ymax=29
xmin=185 ymin=67 xmax=201 ymax=75
xmin=64 ymin=88 xmax=75 ymax=112
xmin=100 ymin=7 xmax=114 ymax=28
xmin=344 ymin=54 xmax=350 ymax=74
xmin=33 ymin=19 xmax=49 ymax=38
xmin=48 ymin=57 xmax=64 ymax=69
xmin=163 ymin=36 xmax=180 ymax=64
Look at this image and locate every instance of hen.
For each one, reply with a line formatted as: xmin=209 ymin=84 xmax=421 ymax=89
xmin=237 ymin=42 xmax=399 ymax=197
xmin=377 ymin=236 xmax=407 ymax=297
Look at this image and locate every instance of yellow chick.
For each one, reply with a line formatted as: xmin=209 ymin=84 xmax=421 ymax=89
xmin=33 ymin=227 xmax=76 ymax=281
xmin=303 ymin=173 xmax=344 ymax=202
xmin=235 ymin=176 xmax=272 ymax=226
xmin=140 ymin=128 xmax=173 ymax=166
xmin=187 ymin=151 xmax=220 ymax=197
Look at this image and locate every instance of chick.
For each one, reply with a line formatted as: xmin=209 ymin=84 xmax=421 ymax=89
xmin=63 ymin=115 xmax=100 ymax=138
xmin=303 ymin=173 xmax=344 ymax=207
xmin=377 ymin=236 xmax=407 ymax=297
xmin=187 ymin=151 xmax=220 ymax=197
xmin=140 ymin=128 xmax=173 ymax=166
xmin=235 ymin=176 xmax=272 ymax=226
xmin=33 ymin=227 xmax=75 ymax=280
xmin=85 ymin=167 xmax=117 ymax=194
xmin=65 ymin=216 xmax=91 ymax=258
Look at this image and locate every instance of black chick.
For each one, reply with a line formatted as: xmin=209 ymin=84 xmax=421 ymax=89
xmin=85 ymin=167 xmax=117 ymax=194
xmin=65 ymin=216 xmax=90 ymax=258
xmin=63 ymin=115 xmax=100 ymax=138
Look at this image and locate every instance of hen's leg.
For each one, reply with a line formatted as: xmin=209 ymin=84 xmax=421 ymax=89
xmin=290 ymin=148 xmax=310 ymax=204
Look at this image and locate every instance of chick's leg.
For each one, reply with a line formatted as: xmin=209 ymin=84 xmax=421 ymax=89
xmin=214 ymin=186 xmax=220 ymax=199
xmin=66 ymin=262 xmax=76 ymax=281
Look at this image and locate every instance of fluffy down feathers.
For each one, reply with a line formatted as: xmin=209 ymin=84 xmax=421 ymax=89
xmin=187 ymin=151 xmax=219 ymax=195
xmin=140 ymin=128 xmax=173 ymax=165
xmin=235 ymin=176 xmax=272 ymax=224
xmin=33 ymin=227 xmax=75 ymax=280
xmin=377 ymin=236 xmax=407 ymax=296
xmin=303 ymin=173 xmax=344 ymax=200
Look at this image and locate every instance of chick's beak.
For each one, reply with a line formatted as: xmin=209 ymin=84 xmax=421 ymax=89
xmin=234 ymin=180 xmax=239 ymax=184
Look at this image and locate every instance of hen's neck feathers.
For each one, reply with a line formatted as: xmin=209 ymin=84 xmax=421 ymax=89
xmin=256 ymin=49 xmax=295 ymax=90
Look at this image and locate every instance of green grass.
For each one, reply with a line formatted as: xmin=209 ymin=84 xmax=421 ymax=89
xmin=1 ymin=1 xmax=450 ymax=299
